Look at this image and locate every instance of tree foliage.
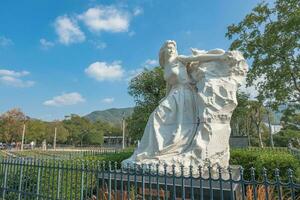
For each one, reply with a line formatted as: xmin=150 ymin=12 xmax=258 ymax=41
xmin=226 ymin=0 xmax=300 ymax=107
xmin=280 ymin=104 xmax=300 ymax=130
xmin=0 ymin=108 xmax=120 ymax=146
xmin=0 ymin=108 xmax=27 ymax=142
xmin=231 ymin=92 xmax=274 ymax=147
xmin=231 ymin=92 xmax=252 ymax=137
xmin=127 ymin=67 xmax=166 ymax=141
xmin=273 ymin=104 xmax=300 ymax=147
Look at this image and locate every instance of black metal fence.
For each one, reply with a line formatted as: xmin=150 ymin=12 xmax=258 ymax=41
xmin=0 ymin=158 xmax=299 ymax=200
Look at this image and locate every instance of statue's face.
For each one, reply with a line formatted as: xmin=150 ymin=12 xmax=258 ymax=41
xmin=166 ymin=43 xmax=177 ymax=57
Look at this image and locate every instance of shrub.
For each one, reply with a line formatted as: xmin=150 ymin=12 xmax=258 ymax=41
xmin=77 ymin=151 xmax=133 ymax=168
xmin=230 ymin=148 xmax=300 ymax=181
xmin=273 ymin=129 xmax=300 ymax=148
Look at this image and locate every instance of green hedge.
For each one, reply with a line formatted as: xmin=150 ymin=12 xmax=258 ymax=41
xmin=12 ymin=148 xmax=298 ymax=181
xmin=230 ymin=148 xmax=300 ymax=181
xmin=76 ymin=148 xmax=300 ymax=181
xmin=76 ymin=151 xmax=133 ymax=169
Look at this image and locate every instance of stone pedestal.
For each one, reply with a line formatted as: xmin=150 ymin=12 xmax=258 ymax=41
xmin=98 ymin=167 xmax=242 ymax=200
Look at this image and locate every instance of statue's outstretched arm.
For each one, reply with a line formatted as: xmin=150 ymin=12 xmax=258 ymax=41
xmin=177 ymin=53 xmax=226 ymax=64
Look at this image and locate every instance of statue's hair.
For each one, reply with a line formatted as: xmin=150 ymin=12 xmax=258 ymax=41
xmin=159 ymin=40 xmax=177 ymax=67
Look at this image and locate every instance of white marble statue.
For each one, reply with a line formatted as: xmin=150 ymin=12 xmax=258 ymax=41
xmin=123 ymin=40 xmax=248 ymax=170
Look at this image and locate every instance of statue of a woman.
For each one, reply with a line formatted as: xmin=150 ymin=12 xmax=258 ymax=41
xmin=123 ymin=40 xmax=229 ymax=167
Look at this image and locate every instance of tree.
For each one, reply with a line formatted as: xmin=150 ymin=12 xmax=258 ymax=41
xmin=226 ymin=0 xmax=300 ymax=108
xmin=281 ymin=104 xmax=300 ymax=130
xmin=84 ymin=129 xmax=103 ymax=145
xmin=248 ymin=100 xmax=268 ymax=148
xmin=26 ymin=120 xmax=47 ymax=143
xmin=274 ymin=129 xmax=300 ymax=147
xmin=63 ymin=114 xmax=92 ymax=146
xmin=93 ymin=120 xmax=121 ymax=136
xmin=45 ymin=121 xmax=69 ymax=144
xmin=0 ymin=108 xmax=27 ymax=142
xmin=231 ymin=92 xmax=275 ymax=147
xmin=127 ymin=67 xmax=166 ymax=141
xmin=230 ymin=92 xmax=254 ymax=145
xmin=274 ymin=104 xmax=300 ymax=147
xmin=63 ymin=114 xmax=105 ymax=146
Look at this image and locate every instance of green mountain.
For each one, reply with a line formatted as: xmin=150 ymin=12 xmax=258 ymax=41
xmin=84 ymin=107 xmax=134 ymax=125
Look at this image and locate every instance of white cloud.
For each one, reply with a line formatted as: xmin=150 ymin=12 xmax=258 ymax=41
xmin=0 ymin=76 xmax=35 ymax=88
xmin=78 ymin=6 xmax=130 ymax=33
xmin=0 ymin=36 xmax=13 ymax=47
xmin=101 ymin=97 xmax=114 ymax=104
xmin=133 ymin=7 xmax=143 ymax=16
xmin=54 ymin=15 xmax=85 ymax=45
xmin=126 ymin=59 xmax=158 ymax=81
xmin=43 ymin=92 xmax=85 ymax=106
xmin=143 ymin=59 xmax=158 ymax=68
xmin=40 ymin=38 xmax=55 ymax=49
xmin=0 ymin=69 xmax=34 ymax=88
xmin=85 ymin=61 xmax=124 ymax=81
xmin=90 ymin=40 xmax=107 ymax=49
xmin=0 ymin=69 xmax=29 ymax=77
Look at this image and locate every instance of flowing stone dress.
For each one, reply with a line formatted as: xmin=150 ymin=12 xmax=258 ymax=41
xmin=122 ymin=50 xmax=248 ymax=171
xmin=123 ymin=59 xmax=200 ymax=167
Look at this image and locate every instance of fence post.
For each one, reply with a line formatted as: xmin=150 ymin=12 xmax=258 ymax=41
xmin=250 ymin=167 xmax=257 ymax=200
xmin=156 ymin=164 xmax=159 ymax=200
xmin=108 ymin=161 xmax=112 ymax=200
xmin=164 ymin=164 xmax=167 ymax=200
xmin=181 ymin=164 xmax=185 ymax=200
xmin=127 ymin=163 xmax=130 ymax=200
xmin=2 ymin=158 xmax=9 ymax=200
xmin=141 ymin=164 xmax=145 ymax=200
xmin=239 ymin=167 xmax=245 ymax=200
xmin=80 ymin=161 xmax=85 ymax=200
xmin=199 ymin=166 xmax=203 ymax=200
xmin=120 ymin=163 xmax=124 ymax=200
xmin=134 ymin=163 xmax=137 ymax=199
xmin=275 ymin=169 xmax=282 ymax=200
xmin=57 ymin=162 xmax=62 ymax=199
xmin=36 ymin=160 xmax=41 ymax=200
xmin=262 ymin=168 xmax=269 ymax=200
xmin=114 ymin=162 xmax=118 ymax=200
xmin=18 ymin=158 xmax=24 ymax=200
xmin=95 ymin=161 xmax=100 ymax=200
xmin=190 ymin=165 xmax=194 ymax=200
xmin=228 ymin=166 xmax=234 ymax=200
xmin=288 ymin=169 xmax=295 ymax=200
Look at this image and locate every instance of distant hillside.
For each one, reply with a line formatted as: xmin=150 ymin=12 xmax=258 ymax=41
xmin=84 ymin=107 xmax=134 ymax=125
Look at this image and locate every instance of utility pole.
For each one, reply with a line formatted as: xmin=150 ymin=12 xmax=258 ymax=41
xmin=53 ymin=127 xmax=57 ymax=150
xmin=122 ymin=115 xmax=126 ymax=149
xmin=21 ymin=124 xmax=26 ymax=151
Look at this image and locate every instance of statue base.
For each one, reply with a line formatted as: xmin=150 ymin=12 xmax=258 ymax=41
xmin=98 ymin=165 xmax=242 ymax=200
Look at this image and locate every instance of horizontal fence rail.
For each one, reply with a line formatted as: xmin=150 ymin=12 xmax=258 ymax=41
xmin=0 ymin=158 xmax=299 ymax=200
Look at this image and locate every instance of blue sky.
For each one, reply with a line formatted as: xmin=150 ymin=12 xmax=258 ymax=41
xmin=0 ymin=0 xmax=260 ymax=121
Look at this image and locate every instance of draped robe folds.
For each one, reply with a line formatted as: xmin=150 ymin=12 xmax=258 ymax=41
xmin=122 ymin=50 xmax=248 ymax=170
